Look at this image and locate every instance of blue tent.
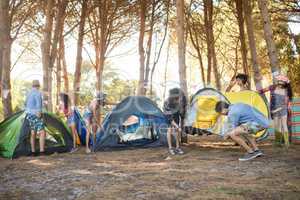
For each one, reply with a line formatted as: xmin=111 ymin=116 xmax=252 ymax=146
xmin=94 ymin=96 xmax=168 ymax=150
xmin=73 ymin=109 xmax=90 ymax=145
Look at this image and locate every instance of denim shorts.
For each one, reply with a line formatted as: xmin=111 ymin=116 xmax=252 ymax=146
xmin=67 ymin=112 xmax=76 ymax=126
xmin=26 ymin=114 xmax=45 ymax=132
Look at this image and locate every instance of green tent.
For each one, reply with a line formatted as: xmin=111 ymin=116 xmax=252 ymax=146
xmin=0 ymin=111 xmax=73 ymax=158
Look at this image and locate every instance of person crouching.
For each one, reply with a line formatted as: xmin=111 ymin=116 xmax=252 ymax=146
xmin=215 ymin=101 xmax=270 ymax=161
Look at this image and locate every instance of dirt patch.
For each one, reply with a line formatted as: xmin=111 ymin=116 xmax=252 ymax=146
xmin=0 ymin=135 xmax=299 ymax=200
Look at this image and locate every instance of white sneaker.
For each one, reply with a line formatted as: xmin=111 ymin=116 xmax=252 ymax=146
xmin=86 ymin=148 xmax=91 ymax=154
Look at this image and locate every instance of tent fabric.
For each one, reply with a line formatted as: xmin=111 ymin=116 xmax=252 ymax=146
xmin=291 ymin=98 xmax=300 ymax=144
xmin=0 ymin=111 xmax=73 ymax=158
xmin=185 ymin=88 xmax=270 ymax=140
xmin=73 ymin=109 xmax=89 ymax=145
xmin=94 ymin=96 xmax=168 ymax=150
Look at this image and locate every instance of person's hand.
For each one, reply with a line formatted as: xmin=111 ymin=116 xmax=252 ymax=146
xmin=223 ymin=134 xmax=230 ymax=140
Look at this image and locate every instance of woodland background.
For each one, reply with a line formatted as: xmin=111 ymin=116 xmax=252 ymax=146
xmin=0 ymin=0 xmax=299 ymax=120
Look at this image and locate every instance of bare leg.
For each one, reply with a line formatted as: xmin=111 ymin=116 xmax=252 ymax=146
xmin=70 ymin=124 xmax=77 ymax=148
xmin=281 ymin=116 xmax=289 ymax=133
xmin=39 ymin=130 xmax=46 ymax=153
xmin=92 ymin=122 xmax=98 ymax=150
xmin=175 ymin=128 xmax=181 ymax=149
xmin=85 ymin=120 xmax=91 ymax=152
xmin=246 ymin=135 xmax=259 ymax=151
xmin=273 ymin=117 xmax=282 ymax=143
xmin=229 ymin=127 xmax=254 ymax=153
xmin=86 ymin=127 xmax=91 ymax=152
xmin=273 ymin=117 xmax=280 ymax=131
xmin=30 ymin=131 xmax=36 ymax=152
xmin=167 ymin=128 xmax=173 ymax=149
xmin=281 ymin=115 xmax=289 ymax=147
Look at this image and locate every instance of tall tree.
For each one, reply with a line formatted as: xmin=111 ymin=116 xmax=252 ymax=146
xmin=0 ymin=0 xmax=36 ymax=117
xmin=235 ymin=0 xmax=250 ymax=88
xmin=144 ymin=0 xmax=156 ymax=94
xmin=137 ymin=0 xmax=147 ymax=95
xmin=87 ymin=0 xmax=132 ymax=93
xmin=204 ymin=0 xmax=220 ymax=89
xmin=176 ymin=0 xmax=188 ymax=94
xmin=244 ymin=0 xmax=263 ymax=90
xmin=73 ymin=0 xmax=88 ymax=105
xmin=150 ymin=0 xmax=170 ymax=95
xmin=257 ymin=0 xmax=280 ymax=73
xmin=186 ymin=8 xmax=206 ymax=86
xmin=0 ymin=0 xmax=13 ymax=117
xmin=42 ymin=0 xmax=67 ymax=111
xmin=41 ymin=0 xmax=54 ymax=111
xmin=59 ymin=37 xmax=69 ymax=93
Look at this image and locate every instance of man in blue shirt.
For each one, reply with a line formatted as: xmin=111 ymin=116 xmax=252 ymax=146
xmin=25 ymin=80 xmax=46 ymax=156
xmin=215 ymin=101 xmax=270 ymax=161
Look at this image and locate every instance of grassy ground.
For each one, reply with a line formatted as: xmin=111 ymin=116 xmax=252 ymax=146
xmin=0 ymin=135 xmax=299 ymax=200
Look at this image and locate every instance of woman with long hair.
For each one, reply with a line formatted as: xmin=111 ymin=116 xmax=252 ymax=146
xmin=59 ymin=93 xmax=78 ymax=152
xmin=259 ymin=73 xmax=293 ymax=147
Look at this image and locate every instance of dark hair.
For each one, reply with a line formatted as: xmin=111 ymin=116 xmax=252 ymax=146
xmin=285 ymin=83 xmax=293 ymax=100
xmin=59 ymin=93 xmax=69 ymax=110
xmin=236 ymin=73 xmax=248 ymax=85
xmin=215 ymin=101 xmax=230 ymax=113
xmin=169 ymin=88 xmax=181 ymax=96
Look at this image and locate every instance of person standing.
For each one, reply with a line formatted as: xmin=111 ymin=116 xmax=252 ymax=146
xmin=25 ymin=80 xmax=46 ymax=156
xmin=258 ymin=73 xmax=293 ymax=147
xmin=83 ymin=92 xmax=116 ymax=153
xmin=163 ymin=88 xmax=185 ymax=155
xmin=235 ymin=73 xmax=249 ymax=91
xmin=58 ymin=93 xmax=78 ymax=153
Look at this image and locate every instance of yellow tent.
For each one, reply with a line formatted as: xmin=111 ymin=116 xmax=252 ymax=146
xmin=185 ymin=88 xmax=270 ymax=140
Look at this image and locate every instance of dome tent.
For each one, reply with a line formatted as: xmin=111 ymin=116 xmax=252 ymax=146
xmin=0 ymin=111 xmax=73 ymax=158
xmin=185 ymin=88 xmax=270 ymax=140
xmin=93 ymin=96 xmax=168 ymax=150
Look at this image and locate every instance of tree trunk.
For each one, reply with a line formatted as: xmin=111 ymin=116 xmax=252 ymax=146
xmin=176 ymin=0 xmax=188 ymax=95
xmin=163 ymin=38 xmax=171 ymax=101
xmin=196 ymin=48 xmax=206 ymax=86
xmin=56 ymin=46 xmax=61 ymax=106
xmin=73 ymin=0 xmax=88 ymax=105
xmin=204 ymin=0 xmax=212 ymax=85
xmin=204 ymin=0 xmax=220 ymax=89
xmin=96 ymin=53 xmax=105 ymax=92
xmin=144 ymin=1 xmax=155 ymax=94
xmin=211 ymin=33 xmax=221 ymax=90
xmin=244 ymin=0 xmax=263 ymax=90
xmin=0 ymin=0 xmax=13 ymax=118
xmin=226 ymin=39 xmax=239 ymax=92
xmin=56 ymin=0 xmax=68 ymax=106
xmin=235 ymin=0 xmax=250 ymax=89
xmin=257 ymin=0 xmax=280 ymax=74
xmin=187 ymin=12 xmax=206 ymax=86
xmin=41 ymin=0 xmax=54 ymax=111
xmin=137 ymin=0 xmax=146 ymax=95
xmin=60 ymin=37 xmax=69 ymax=93
xmin=95 ymin=0 xmax=108 ymax=94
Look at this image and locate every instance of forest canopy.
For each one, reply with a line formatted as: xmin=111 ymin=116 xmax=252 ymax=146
xmin=0 ymin=0 xmax=299 ymax=120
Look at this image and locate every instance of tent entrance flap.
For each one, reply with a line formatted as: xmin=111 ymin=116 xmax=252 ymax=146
xmin=192 ymin=96 xmax=220 ymax=130
xmin=118 ymin=115 xmax=157 ymax=144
